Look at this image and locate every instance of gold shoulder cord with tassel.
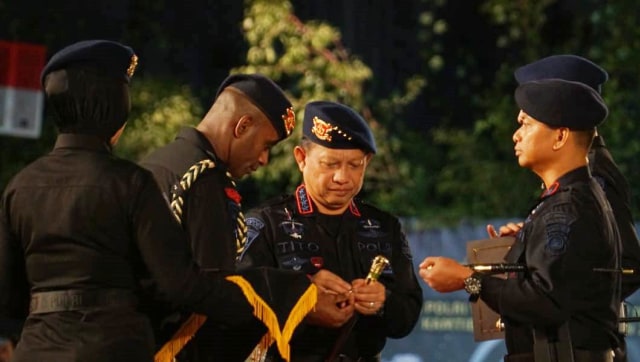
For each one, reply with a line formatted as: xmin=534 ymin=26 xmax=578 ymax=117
xmin=154 ymin=159 xmax=317 ymax=362
xmin=155 ymin=159 xmax=216 ymax=362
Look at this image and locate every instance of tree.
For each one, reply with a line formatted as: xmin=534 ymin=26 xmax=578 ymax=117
xmin=115 ymin=78 xmax=202 ymax=161
xmin=233 ymin=0 xmax=430 ymax=217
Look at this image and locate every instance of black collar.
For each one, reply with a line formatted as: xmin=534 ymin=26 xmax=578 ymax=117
xmin=176 ymin=127 xmax=220 ymax=163
xmin=541 ymin=166 xmax=591 ymax=199
xmin=53 ymin=134 xmax=111 ymax=153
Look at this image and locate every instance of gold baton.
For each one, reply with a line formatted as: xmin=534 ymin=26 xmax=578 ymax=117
xmin=365 ymin=255 xmax=390 ymax=284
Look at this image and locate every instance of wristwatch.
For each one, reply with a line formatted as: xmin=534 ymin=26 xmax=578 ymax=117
xmin=463 ymin=272 xmax=482 ymax=302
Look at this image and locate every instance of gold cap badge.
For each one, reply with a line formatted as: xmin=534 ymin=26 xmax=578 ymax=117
xmin=283 ymin=107 xmax=296 ymax=136
xmin=311 ymin=117 xmax=335 ymax=141
xmin=127 ymin=54 xmax=138 ymax=78
xmin=311 ymin=116 xmax=352 ymax=142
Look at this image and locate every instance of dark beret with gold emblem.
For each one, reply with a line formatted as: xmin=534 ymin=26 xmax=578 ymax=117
xmin=514 ymin=54 xmax=608 ymax=93
xmin=515 ymin=78 xmax=608 ymax=130
xmin=215 ymin=73 xmax=295 ymax=141
xmin=302 ymin=101 xmax=377 ymax=154
xmin=40 ymin=40 xmax=138 ymax=86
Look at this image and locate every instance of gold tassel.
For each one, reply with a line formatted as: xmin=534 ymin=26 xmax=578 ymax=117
xmin=225 ymin=276 xmax=317 ymax=362
xmin=278 ymin=283 xmax=317 ymax=360
xmin=154 ymin=314 xmax=207 ymax=362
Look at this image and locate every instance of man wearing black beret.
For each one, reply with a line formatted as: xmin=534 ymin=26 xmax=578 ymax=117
xmin=420 ymin=79 xmax=622 ymax=362
xmin=239 ymin=101 xmax=423 ymax=361
xmin=0 ymin=40 xmax=317 ymax=362
xmin=495 ymin=54 xmax=640 ymax=362
xmin=140 ymin=73 xmax=311 ymax=361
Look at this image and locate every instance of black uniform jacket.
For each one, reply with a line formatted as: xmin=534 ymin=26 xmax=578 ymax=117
xmin=0 ymin=134 xmax=257 ymax=362
xmin=239 ymin=184 xmax=423 ymax=360
xmin=480 ymin=167 xmax=621 ymax=355
xmin=141 ymin=127 xmax=268 ymax=361
xmin=141 ymin=127 xmax=238 ymax=271
xmin=590 ymin=135 xmax=640 ymax=298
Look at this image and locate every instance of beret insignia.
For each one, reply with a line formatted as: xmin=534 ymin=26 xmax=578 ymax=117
xmin=127 ymin=54 xmax=138 ymax=78
xmin=283 ymin=107 xmax=296 ymax=136
xmin=311 ymin=116 xmax=335 ymax=141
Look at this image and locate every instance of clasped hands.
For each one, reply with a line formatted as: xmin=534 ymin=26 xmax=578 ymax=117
xmin=307 ymin=269 xmax=386 ymax=328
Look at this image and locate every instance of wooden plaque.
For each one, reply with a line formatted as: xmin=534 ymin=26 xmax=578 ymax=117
xmin=466 ymin=236 xmax=516 ymax=341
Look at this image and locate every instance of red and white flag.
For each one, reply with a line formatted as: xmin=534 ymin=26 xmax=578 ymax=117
xmin=0 ymin=41 xmax=46 ymax=138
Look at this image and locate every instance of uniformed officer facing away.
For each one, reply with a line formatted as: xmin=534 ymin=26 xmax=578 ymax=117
xmin=239 ymin=101 xmax=423 ymax=362
xmin=0 ymin=40 xmax=315 ymax=362
xmin=420 ymin=79 xmax=621 ymax=362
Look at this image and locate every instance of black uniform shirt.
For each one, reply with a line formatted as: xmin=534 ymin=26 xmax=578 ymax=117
xmin=481 ymin=166 xmax=621 ymax=353
xmin=590 ymin=135 xmax=640 ymax=298
xmin=0 ymin=134 xmax=253 ymax=323
xmin=239 ymin=184 xmax=423 ymax=359
xmin=140 ymin=127 xmax=238 ymax=271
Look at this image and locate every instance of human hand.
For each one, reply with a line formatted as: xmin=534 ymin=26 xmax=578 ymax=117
xmin=305 ymin=289 xmax=355 ymax=328
xmin=350 ymin=278 xmax=386 ymax=315
xmin=487 ymin=222 xmax=523 ymax=238
xmin=418 ymin=256 xmax=473 ymax=293
xmin=310 ymin=269 xmax=352 ymax=296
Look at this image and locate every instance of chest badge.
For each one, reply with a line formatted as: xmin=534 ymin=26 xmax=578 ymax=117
xmin=358 ymin=218 xmax=385 ymax=238
xmin=310 ymin=256 xmax=324 ymax=269
xmin=281 ymin=207 xmax=305 ymax=239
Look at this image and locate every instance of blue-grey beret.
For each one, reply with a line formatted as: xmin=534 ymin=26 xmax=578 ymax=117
xmin=514 ymin=54 xmax=608 ymax=93
xmin=302 ymin=101 xmax=377 ymax=154
xmin=215 ymin=73 xmax=295 ymax=141
xmin=515 ymin=79 xmax=608 ymax=130
xmin=40 ymin=40 xmax=138 ymax=86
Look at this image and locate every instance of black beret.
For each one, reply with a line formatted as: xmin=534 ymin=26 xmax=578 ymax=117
xmin=40 ymin=40 xmax=138 ymax=86
xmin=515 ymin=79 xmax=608 ymax=130
xmin=215 ymin=73 xmax=295 ymax=141
xmin=302 ymin=101 xmax=377 ymax=154
xmin=514 ymin=54 xmax=608 ymax=93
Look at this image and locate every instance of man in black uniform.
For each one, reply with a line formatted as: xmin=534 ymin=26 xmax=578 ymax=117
xmin=140 ymin=73 xmax=306 ymax=360
xmin=489 ymin=54 xmax=640 ymax=361
xmin=512 ymin=54 xmax=640 ymax=299
xmin=238 ymin=101 xmax=424 ymax=361
xmin=0 ymin=40 xmax=314 ymax=362
xmin=420 ymin=79 xmax=621 ymax=361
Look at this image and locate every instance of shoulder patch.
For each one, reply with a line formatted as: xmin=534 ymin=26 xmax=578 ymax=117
xmin=246 ymin=216 xmax=265 ymax=231
xmin=542 ymin=211 xmax=576 ymax=256
xmin=245 ymin=216 xmax=265 ymax=249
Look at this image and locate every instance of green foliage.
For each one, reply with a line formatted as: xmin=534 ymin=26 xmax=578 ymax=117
xmin=235 ymin=0 xmax=428 ymax=216
xmin=114 ymin=77 xmax=203 ymax=161
xmin=420 ymin=0 xmax=640 ymax=222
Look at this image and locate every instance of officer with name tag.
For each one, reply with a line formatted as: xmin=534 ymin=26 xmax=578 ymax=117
xmin=420 ymin=79 xmax=621 ymax=362
xmin=238 ymin=101 xmax=423 ymax=361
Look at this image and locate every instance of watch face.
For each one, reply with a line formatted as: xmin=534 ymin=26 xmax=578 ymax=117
xmin=464 ymin=276 xmax=481 ymax=295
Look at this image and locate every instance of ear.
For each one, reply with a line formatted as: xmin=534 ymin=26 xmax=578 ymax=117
xmin=293 ymin=146 xmax=307 ymax=172
xmin=232 ymin=115 xmax=253 ymax=138
xmin=552 ymin=128 xmax=570 ymax=150
xmin=110 ymin=123 xmax=127 ymax=146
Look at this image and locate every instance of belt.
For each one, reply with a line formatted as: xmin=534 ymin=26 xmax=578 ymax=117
xmin=29 ymin=289 xmax=137 ymax=314
xmin=504 ymin=349 xmax=614 ymax=362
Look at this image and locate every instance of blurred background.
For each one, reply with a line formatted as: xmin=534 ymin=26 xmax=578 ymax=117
xmin=1 ymin=0 xmax=639 ymax=361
